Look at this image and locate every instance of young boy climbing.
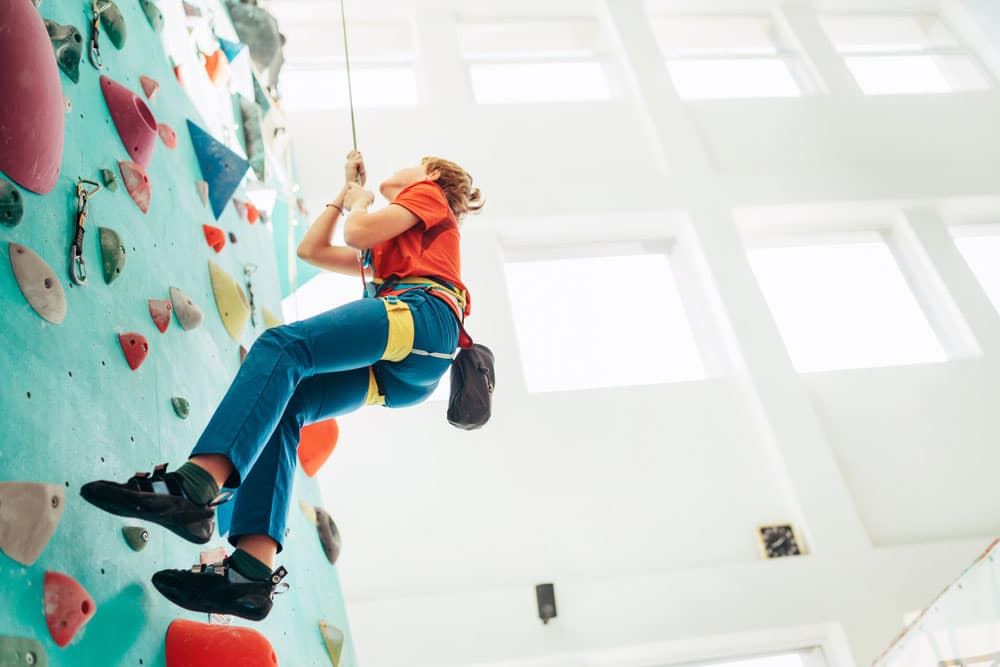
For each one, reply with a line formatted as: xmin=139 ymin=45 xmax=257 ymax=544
xmin=81 ymin=150 xmax=483 ymax=620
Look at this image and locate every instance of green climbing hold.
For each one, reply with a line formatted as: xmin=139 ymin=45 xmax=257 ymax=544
xmin=98 ymin=227 xmax=127 ymax=284
xmin=44 ymin=20 xmax=83 ymax=84
xmin=140 ymin=0 xmax=164 ymax=33
xmin=122 ymin=526 xmax=148 ymax=552
xmin=0 ymin=179 xmax=23 ymax=228
xmin=0 ymin=636 xmax=48 ymax=667
xmin=99 ymin=1 xmax=127 ymax=50
xmin=171 ymin=397 xmax=190 ymax=419
xmin=100 ymin=168 xmax=118 ymax=192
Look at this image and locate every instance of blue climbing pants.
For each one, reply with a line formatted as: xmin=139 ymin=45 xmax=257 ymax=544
xmin=190 ymin=289 xmax=458 ymax=551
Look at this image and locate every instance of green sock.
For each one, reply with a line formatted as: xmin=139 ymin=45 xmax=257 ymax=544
xmin=229 ymin=548 xmax=272 ymax=581
xmin=173 ymin=462 xmax=219 ymax=505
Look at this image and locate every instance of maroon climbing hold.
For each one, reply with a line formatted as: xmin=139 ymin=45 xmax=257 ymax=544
xmin=140 ymin=75 xmax=159 ymax=101
xmin=166 ymin=619 xmax=278 ymax=667
xmin=0 ymin=0 xmax=65 ymax=194
xmin=44 ymin=571 xmax=96 ymax=648
xmin=101 ymin=75 xmax=158 ymax=167
xmin=203 ymin=225 xmax=226 ymax=253
xmin=158 ymin=123 xmax=177 ymax=149
xmin=118 ymin=333 xmax=149 ymax=370
xmin=148 ymin=299 xmax=172 ymax=333
xmin=229 ymin=232 xmax=237 ymax=243
xmin=119 ymin=161 xmax=151 ymax=213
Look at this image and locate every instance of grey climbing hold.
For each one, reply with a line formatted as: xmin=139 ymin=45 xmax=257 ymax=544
xmin=239 ymin=97 xmax=266 ymax=181
xmin=319 ymin=622 xmax=344 ymax=666
xmin=100 ymin=168 xmax=118 ymax=191
xmin=171 ymin=397 xmax=190 ymax=419
xmin=99 ymin=2 xmax=127 ymax=50
xmin=139 ymin=0 xmax=164 ymax=33
xmin=122 ymin=526 xmax=149 ymax=552
xmin=0 ymin=179 xmax=23 ymax=227
xmin=169 ymin=286 xmax=203 ymax=330
xmin=9 ymin=243 xmax=66 ymax=324
xmin=314 ymin=507 xmax=341 ymax=565
xmin=98 ymin=227 xmax=126 ymax=284
xmin=0 ymin=482 xmax=65 ymax=566
xmin=44 ymin=20 xmax=83 ymax=84
xmin=0 ymin=636 xmax=48 ymax=667
xmin=195 ymin=180 xmax=209 ymax=207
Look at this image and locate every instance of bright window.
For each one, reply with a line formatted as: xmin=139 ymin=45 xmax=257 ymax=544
xmin=504 ymin=252 xmax=705 ymax=392
xmin=954 ymin=232 xmax=1000 ymax=312
xmin=820 ymin=15 xmax=991 ymax=94
xmin=674 ymin=651 xmax=818 ymax=667
xmin=747 ymin=239 xmax=946 ymax=372
xmin=651 ymin=16 xmax=808 ymax=99
xmin=461 ymin=19 xmax=615 ymax=103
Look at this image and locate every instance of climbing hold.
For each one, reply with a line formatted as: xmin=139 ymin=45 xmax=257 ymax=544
xmin=98 ymin=1 xmax=126 ymax=50
xmin=169 ymin=286 xmax=203 ymax=330
xmin=182 ymin=1 xmax=201 ymax=17
xmin=44 ymin=572 xmax=96 ymax=648
xmin=9 ymin=244 xmax=66 ymax=325
xmin=228 ymin=232 xmax=237 ymax=243
xmin=319 ymin=621 xmax=344 ymax=666
xmin=246 ymin=202 xmax=260 ymax=224
xmin=239 ymin=346 xmax=248 ymax=363
xmin=171 ymin=397 xmax=190 ymax=419
xmin=202 ymin=50 xmax=229 ymax=86
xmin=98 ymin=227 xmax=126 ymax=284
xmin=166 ymin=619 xmax=278 ymax=667
xmin=118 ymin=332 xmax=149 ymax=370
xmin=173 ymin=64 xmax=185 ymax=87
xmin=158 ymin=123 xmax=177 ymax=149
xmin=239 ymin=98 xmax=266 ymax=181
xmin=0 ymin=636 xmax=47 ymax=667
xmin=122 ymin=526 xmax=149 ymax=552
xmin=118 ymin=161 xmax=151 ymax=213
xmin=195 ymin=180 xmax=209 ymax=207
xmin=101 ymin=76 xmax=158 ymax=167
xmin=148 ymin=299 xmax=172 ymax=333
xmin=202 ymin=225 xmax=226 ymax=254
xmin=262 ymin=308 xmax=282 ymax=329
xmin=187 ymin=120 xmax=251 ymax=219
xmin=0 ymin=0 xmax=65 ymax=194
xmin=229 ymin=4 xmax=283 ymax=84
xmin=140 ymin=75 xmax=159 ymax=101
xmin=0 ymin=179 xmax=24 ymax=227
xmin=314 ymin=507 xmax=341 ymax=565
xmin=208 ymin=260 xmax=250 ymax=342
xmin=100 ymin=168 xmax=118 ymax=191
xmin=139 ymin=0 xmax=163 ymax=33
xmin=298 ymin=419 xmax=339 ymax=477
xmin=0 ymin=482 xmax=65 ymax=566
xmin=218 ymin=38 xmax=246 ymax=63
xmin=44 ymin=20 xmax=83 ymax=84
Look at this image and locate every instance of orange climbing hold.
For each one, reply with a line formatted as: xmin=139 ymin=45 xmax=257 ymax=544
xmin=298 ymin=419 xmax=339 ymax=477
xmin=166 ymin=619 xmax=278 ymax=667
xmin=158 ymin=123 xmax=177 ymax=149
xmin=203 ymin=50 xmax=229 ymax=85
xmin=119 ymin=161 xmax=151 ymax=214
xmin=140 ymin=75 xmax=159 ymax=101
xmin=44 ymin=571 xmax=96 ymax=648
xmin=202 ymin=225 xmax=226 ymax=253
xmin=148 ymin=299 xmax=172 ymax=333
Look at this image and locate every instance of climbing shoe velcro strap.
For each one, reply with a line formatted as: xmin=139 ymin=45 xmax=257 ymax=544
xmin=153 ymin=463 xmax=169 ymax=476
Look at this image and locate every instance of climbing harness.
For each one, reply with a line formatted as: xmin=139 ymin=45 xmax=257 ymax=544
xmin=244 ymin=263 xmax=258 ymax=328
xmin=89 ymin=0 xmax=113 ymax=69
xmin=71 ymin=178 xmax=102 ymax=285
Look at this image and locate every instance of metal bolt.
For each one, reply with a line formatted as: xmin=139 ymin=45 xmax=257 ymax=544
xmin=51 ymin=495 xmax=59 ymax=509
xmin=26 ymin=651 xmax=36 ymax=665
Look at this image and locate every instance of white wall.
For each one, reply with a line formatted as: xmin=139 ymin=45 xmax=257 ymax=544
xmin=272 ymin=0 xmax=1000 ymax=665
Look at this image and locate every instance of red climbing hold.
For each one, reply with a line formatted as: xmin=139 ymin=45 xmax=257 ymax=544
xmin=299 ymin=419 xmax=340 ymax=477
xmin=44 ymin=571 xmax=96 ymax=648
xmin=140 ymin=75 xmax=160 ymax=101
xmin=158 ymin=123 xmax=177 ymax=149
xmin=0 ymin=0 xmax=65 ymax=194
xmin=202 ymin=225 xmax=226 ymax=253
xmin=119 ymin=161 xmax=151 ymax=213
xmin=118 ymin=333 xmax=149 ymax=370
xmin=174 ymin=64 xmax=185 ymax=86
xmin=166 ymin=619 xmax=279 ymax=667
xmin=246 ymin=202 xmax=259 ymax=224
xmin=148 ymin=299 xmax=172 ymax=333
xmin=101 ymin=75 xmax=158 ymax=167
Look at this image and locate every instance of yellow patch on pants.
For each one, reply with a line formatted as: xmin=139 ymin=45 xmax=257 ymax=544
xmin=365 ymin=367 xmax=385 ymax=406
xmin=380 ymin=297 xmax=414 ymax=362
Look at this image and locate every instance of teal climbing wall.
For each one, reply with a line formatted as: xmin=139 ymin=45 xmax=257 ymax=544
xmin=0 ymin=1 xmax=357 ymax=665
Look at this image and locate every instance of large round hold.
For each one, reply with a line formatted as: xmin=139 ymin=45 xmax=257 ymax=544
xmin=0 ymin=0 xmax=65 ymax=194
xmin=166 ymin=619 xmax=278 ymax=667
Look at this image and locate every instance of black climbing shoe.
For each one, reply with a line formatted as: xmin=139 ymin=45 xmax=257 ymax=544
xmin=80 ymin=463 xmax=229 ymax=544
xmin=152 ymin=559 xmax=289 ymax=622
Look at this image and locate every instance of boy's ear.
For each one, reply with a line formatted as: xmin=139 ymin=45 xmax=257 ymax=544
xmin=427 ymin=169 xmax=442 ymax=182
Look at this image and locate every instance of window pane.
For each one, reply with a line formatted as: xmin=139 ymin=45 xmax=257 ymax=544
xmin=460 ymin=19 xmax=606 ymax=59
xmin=469 ymin=62 xmax=612 ymax=103
xmin=652 ymin=16 xmax=781 ymax=56
xmin=678 ymin=653 xmax=809 ymax=667
xmin=821 ymin=15 xmax=960 ymax=53
xmin=504 ymin=254 xmax=705 ymax=392
xmin=845 ymin=55 xmax=989 ymax=94
xmin=748 ymin=241 xmax=946 ymax=372
xmin=667 ymin=59 xmax=801 ymax=99
xmin=280 ymin=67 xmax=418 ymax=111
xmin=955 ymin=235 xmax=1000 ymax=312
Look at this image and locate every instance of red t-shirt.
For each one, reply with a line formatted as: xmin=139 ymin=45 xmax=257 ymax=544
xmin=372 ymin=180 xmax=470 ymax=319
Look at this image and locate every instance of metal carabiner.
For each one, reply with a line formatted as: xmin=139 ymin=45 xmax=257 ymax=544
xmin=71 ymin=179 xmax=102 ymax=286
xmin=89 ymin=0 xmax=112 ymax=69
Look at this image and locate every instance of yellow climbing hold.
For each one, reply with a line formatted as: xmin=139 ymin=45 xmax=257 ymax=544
xmin=208 ymin=260 xmax=250 ymax=342
xmin=319 ymin=621 xmax=344 ymax=666
xmin=262 ymin=308 xmax=282 ymax=329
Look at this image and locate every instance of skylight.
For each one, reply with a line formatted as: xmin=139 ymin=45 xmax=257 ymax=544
xmin=954 ymin=232 xmax=1000 ymax=312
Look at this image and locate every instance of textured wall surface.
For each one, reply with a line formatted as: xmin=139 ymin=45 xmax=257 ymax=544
xmin=0 ymin=1 xmax=356 ymax=665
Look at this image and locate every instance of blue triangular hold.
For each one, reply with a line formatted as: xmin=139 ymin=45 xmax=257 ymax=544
xmin=187 ymin=120 xmax=250 ymax=219
xmin=218 ymin=38 xmax=246 ymax=63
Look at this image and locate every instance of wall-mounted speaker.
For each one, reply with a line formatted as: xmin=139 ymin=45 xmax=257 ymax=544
xmin=535 ymin=583 xmax=556 ymax=624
